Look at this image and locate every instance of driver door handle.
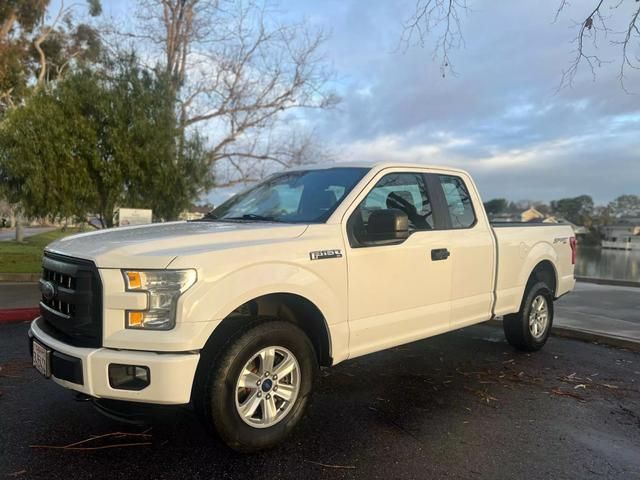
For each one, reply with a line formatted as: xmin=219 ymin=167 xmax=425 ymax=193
xmin=431 ymin=248 xmax=450 ymax=261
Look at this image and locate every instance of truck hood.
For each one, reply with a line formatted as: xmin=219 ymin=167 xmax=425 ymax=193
xmin=45 ymin=221 xmax=308 ymax=269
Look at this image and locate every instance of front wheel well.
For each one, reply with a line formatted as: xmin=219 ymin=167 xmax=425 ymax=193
xmin=198 ymin=293 xmax=332 ymax=369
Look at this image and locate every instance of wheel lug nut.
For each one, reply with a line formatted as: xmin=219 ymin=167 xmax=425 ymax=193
xmin=265 ymin=372 xmax=270 ymax=377
xmin=257 ymin=380 xmax=261 ymax=386
xmin=266 ymin=394 xmax=271 ymax=400
xmin=257 ymin=392 xmax=262 ymax=398
xmin=273 ymin=374 xmax=277 ymax=380
xmin=273 ymin=386 xmax=278 ymax=391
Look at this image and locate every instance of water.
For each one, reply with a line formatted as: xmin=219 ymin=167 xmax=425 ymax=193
xmin=575 ymin=247 xmax=640 ymax=282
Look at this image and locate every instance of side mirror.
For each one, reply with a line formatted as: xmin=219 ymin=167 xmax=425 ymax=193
xmin=366 ymin=208 xmax=409 ymax=243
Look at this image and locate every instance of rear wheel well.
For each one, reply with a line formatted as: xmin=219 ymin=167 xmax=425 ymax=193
xmin=198 ymin=293 xmax=332 ymax=368
xmin=527 ymin=260 xmax=557 ymax=297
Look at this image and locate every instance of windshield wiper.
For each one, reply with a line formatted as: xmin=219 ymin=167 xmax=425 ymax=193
xmin=222 ymin=214 xmax=284 ymax=223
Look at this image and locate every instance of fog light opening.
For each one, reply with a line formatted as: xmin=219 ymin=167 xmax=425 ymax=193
xmin=108 ymin=364 xmax=150 ymax=391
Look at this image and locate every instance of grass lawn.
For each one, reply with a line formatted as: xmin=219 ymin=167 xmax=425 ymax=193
xmin=0 ymin=228 xmax=82 ymax=273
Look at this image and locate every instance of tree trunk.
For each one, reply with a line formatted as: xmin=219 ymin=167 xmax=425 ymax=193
xmin=15 ymin=214 xmax=23 ymax=242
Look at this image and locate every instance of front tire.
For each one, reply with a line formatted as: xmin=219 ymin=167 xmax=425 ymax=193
xmin=195 ymin=320 xmax=317 ymax=452
xmin=503 ymin=281 xmax=554 ymax=352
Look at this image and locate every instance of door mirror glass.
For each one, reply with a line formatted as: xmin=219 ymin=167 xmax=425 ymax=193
xmin=366 ymin=208 xmax=409 ymax=243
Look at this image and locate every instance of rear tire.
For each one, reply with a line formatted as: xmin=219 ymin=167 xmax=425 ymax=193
xmin=504 ymin=281 xmax=554 ymax=352
xmin=194 ymin=320 xmax=317 ymax=452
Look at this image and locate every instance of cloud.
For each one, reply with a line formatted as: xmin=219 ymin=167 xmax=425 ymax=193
xmin=292 ymin=0 xmax=640 ymax=203
xmin=70 ymin=0 xmax=640 ymax=204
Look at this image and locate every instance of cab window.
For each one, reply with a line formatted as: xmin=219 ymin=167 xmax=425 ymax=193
xmin=438 ymin=175 xmax=476 ymax=228
xmin=348 ymin=172 xmax=434 ymax=246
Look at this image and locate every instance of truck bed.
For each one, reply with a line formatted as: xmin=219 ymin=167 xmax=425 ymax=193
xmin=491 ymin=223 xmax=575 ymax=317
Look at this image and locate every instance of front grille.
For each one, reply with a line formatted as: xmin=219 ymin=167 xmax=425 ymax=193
xmin=39 ymin=252 xmax=102 ymax=348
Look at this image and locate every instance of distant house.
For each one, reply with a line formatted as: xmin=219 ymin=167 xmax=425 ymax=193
xmin=520 ymin=207 xmax=545 ymax=223
xmin=489 ymin=212 xmax=521 ymax=222
xmin=486 ymin=206 xmax=588 ymax=237
xmin=601 ymin=217 xmax=640 ymax=250
xmin=180 ymin=205 xmax=212 ymax=221
xmin=550 ymin=218 xmax=589 ymax=236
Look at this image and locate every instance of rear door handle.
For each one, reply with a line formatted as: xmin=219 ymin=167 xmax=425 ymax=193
xmin=431 ymin=248 xmax=450 ymax=261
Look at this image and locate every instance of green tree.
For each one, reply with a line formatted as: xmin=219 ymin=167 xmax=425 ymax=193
xmin=551 ymin=195 xmax=594 ymax=226
xmin=608 ymin=194 xmax=640 ymax=218
xmin=0 ymin=0 xmax=102 ymax=114
xmin=483 ymin=198 xmax=508 ymax=216
xmin=0 ymin=52 xmax=212 ymax=227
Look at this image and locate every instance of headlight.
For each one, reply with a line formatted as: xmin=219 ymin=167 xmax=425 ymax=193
xmin=122 ymin=269 xmax=197 ymax=330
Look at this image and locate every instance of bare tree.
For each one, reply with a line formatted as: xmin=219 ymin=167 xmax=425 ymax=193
xmin=128 ymin=0 xmax=337 ymax=186
xmin=402 ymin=0 xmax=640 ymax=90
xmin=215 ymin=126 xmax=335 ymax=185
xmin=556 ymin=0 xmax=640 ymax=91
xmin=401 ymin=0 xmax=468 ymax=78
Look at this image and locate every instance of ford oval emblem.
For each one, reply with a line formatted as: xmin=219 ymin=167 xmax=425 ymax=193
xmin=40 ymin=280 xmax=56 ymax=301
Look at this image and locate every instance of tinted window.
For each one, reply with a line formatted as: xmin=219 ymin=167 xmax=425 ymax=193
xmin=351 ymin=173 xmax=434 ymax=243
xmin=209 ymin=167 xmax=369 ymax=223
xmin=439 ymin=175 xmax=476 ymax=228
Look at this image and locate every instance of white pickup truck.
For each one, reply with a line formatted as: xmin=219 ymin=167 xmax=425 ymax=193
xmin=29 ymin=162 xmax=576 ymax=451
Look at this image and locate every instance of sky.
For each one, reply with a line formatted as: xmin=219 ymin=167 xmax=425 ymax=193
xmin=56 ymin=0 xmax=640 ymax=205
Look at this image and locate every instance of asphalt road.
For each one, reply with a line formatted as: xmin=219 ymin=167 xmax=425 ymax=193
xmin=0 ymin=228 xmax=56 ymax=242
xmin=1 ymin=322 xmax=639 ymax=480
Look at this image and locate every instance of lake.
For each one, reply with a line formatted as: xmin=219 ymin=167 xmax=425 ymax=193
xmin=575 ymin=247 xmax=640 ymax=282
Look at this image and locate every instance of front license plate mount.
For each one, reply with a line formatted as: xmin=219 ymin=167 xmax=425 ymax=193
xmin=32 ymin=340 xmax=51 ymax=378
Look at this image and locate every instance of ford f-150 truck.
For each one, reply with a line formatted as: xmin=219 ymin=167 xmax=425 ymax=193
xmin=29 ymin=162 xmax=576 ymax=451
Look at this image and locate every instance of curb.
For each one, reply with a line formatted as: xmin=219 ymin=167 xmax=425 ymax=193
xmin=575 ymin=276 xmax=640 ymax=289
xmin=0 ymin=308 xmax=39 ymax=325
xmin=485 ymin=319 xmax=640 ymax=352
xmin=0 ymin=273 xmax=40 ymax=282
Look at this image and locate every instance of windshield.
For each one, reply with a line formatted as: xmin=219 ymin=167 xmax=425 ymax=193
xmin=207 ymin=167 xmax=369 ymax=224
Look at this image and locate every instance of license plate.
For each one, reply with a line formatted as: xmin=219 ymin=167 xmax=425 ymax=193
xmin=32 ymin=340 xmax=51 ymax=378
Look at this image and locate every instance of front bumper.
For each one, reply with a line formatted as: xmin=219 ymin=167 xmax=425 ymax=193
xmin=29 ymin=317 xmax=200 ymax=405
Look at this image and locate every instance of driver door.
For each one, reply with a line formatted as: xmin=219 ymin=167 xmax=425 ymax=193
xmin=344 ymin=170 xmax=453 ymax=359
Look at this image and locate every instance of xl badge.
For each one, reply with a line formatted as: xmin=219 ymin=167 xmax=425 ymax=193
xmin=40 ymin=280 xmax=56 ymax=301
xmin=309 ymin=249 xmax=343 ymax=261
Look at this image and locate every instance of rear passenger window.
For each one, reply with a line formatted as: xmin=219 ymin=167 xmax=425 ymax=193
xmin=439 ymin=175 xmax=476 ymax=228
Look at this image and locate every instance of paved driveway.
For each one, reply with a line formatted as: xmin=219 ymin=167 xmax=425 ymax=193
xmin=1 ymin=323 xmax=638 ymax=479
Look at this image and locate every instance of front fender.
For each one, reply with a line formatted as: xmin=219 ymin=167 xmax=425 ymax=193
xmin=176 ymin=261 xmax=350 ymax=361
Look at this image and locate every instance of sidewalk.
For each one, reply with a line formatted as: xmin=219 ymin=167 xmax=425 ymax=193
xmin=0 ymin=226 xmax=56 ymax=242
xmin=554 ymin=282 xmax=639 ymax=345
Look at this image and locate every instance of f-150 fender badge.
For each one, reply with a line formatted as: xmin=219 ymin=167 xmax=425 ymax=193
xmin=309 ymin=249 xmax=343 ymax=260
xmin=553 ymin=237 xmax=569 ymax=244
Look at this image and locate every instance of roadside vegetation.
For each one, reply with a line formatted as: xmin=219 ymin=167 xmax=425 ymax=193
xmin=483 ymin=194 xmax=640 ymax=245
xmin=0 ymin=228 xmax=81 ymax=273
xmin=0 ymin=0 xmax=335 ymax=229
